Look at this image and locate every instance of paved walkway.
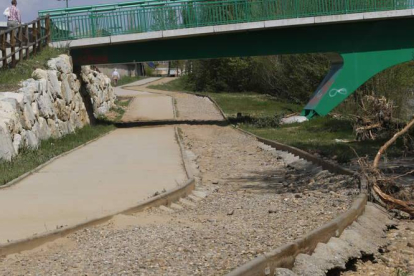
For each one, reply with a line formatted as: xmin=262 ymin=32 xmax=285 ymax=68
xmin=114 ymin=78 xmax=161 ymax=97
xmin=114 ymin=78 xmax=175 ymax=122
xmin=122 ymin=92 xmax=175 ymax=122
xmin=0 ymin=126 xmax=186 ymax=243
xmin=123 ymin=78 xmax=225 ymax=122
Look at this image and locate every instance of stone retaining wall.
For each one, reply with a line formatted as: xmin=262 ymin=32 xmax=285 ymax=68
xmin=0 ymin=55 xmax=116 ymax=161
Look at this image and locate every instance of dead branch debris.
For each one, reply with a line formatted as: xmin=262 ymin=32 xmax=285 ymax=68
xmin=359 ymin=117 xmax=414 ymax=219
xmin=354 ymin=95 xmax=394 ymax=141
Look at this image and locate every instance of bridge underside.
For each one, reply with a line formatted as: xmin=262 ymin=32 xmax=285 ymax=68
xmin=71 ymin=17 xmax=414 ymax=117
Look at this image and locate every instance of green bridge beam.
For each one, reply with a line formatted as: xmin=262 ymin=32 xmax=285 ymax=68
xmin=303 ymin=49 xmax=414 ymax=118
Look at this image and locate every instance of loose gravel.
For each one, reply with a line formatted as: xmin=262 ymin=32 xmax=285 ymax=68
xmin=0 ymin=125 xmax=359 ymax=275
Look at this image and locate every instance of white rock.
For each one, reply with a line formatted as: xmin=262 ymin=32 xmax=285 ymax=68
xmin=32 ymin=69 xmax=48 ymax=80
xmin=25 ymin=130 xmax=39 ymax=149
xmin=280 ymin=116 xmax=309 ymax=125
xmin=47 ymin=119 xmax=60 ymax=139
xmin=47 ymin=70 xmax=62 ymax=99
xmin=12 ymin=133 xmax=22 ymax=154
xmin=61 ymin=74 xmax=74 ymax=104
xmin=37 ymin=79 xmax=48 ymax=95
xmin=31 ymin=102 xmax=39 ymax=119
xmin=0 ymin=123 xmax=15 ymax=161
xmin=57 ymin=120 xmax=70 ymax=136
xmin=22 ymin=103 xmax=36 ymax=129
xmin=0 ymin=100 xmax=21 ymax=134
xmin=38 ymin=117 xmax=51 ymax=140
xmin=48 ymin=55 xmax=72 ymax=74
xmin=0 ymin=92 xmax=24 ymax=110
xmin=37 ymin=92 xmax=55 ymax=119
xmin=20 ymin=79 xmax=38 ymax=104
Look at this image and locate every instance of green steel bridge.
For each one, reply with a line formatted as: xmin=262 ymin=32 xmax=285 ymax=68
xmin=39 ymin=0 xmax=414 ymax=118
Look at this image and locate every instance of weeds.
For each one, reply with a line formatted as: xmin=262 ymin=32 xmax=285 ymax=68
xmin=0 ymin=47 xmax=68 ymax=92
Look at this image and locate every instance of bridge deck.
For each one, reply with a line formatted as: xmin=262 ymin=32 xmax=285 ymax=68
xmin=39 ymin=0 xmax=414 ymax=42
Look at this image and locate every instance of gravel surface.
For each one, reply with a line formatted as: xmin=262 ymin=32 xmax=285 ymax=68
xmin=0 ymin=125 xmax=359 ymax=275
xmin=341 ymin=220 xmax=414 ymax=276
xmin=126 ymin=78 xmax=225 ymax=121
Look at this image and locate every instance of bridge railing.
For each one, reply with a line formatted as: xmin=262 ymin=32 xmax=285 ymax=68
xmin=42 ymin=0 xmax=414 ymax=42
xmin=0 ymin=16 xmax=51 ymax=68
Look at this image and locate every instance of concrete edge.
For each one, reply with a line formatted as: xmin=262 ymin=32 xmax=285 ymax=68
xmin=115 ymin=119 xmax=229 ymax=127
xmin=0 ymin=178 xmax=195 ymax=257
xmin=0 ymin=123 xmax=196 ymax=257
xmin=0 ymin=128 xmax=116 ymax=191
xmin=226 ymin=193 xmax=368 ymax=276
xmin=174 ymin=126 xmax=194 ymax=179
xmin=192 ymin=93 xmax=229 ymax=122
xmin=236 ymin=127 xmax=355 ymax=176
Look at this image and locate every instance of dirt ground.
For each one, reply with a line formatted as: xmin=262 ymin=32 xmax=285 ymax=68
xmin=342 ymin=220 xmax=414 ymax=276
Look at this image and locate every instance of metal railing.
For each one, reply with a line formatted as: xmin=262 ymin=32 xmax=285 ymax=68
xmin=40 ymin=0 xmax=414 ymax=42
xmin=0 ymin=16 xmax=51 ymax=68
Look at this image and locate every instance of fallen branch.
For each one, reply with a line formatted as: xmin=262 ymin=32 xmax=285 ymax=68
xmin=370 ymin=117 xmax=414 ymax=217
xmin=373 ymin=118 xmax=414 ymax=168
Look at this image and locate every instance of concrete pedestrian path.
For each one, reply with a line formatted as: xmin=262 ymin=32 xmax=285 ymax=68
xmin=122 ymin=93 xmax=175 ymax=122
xmin=113 ymin=78 xmax=161 ymax=97
xmin=114 ymin=78 xmax=175 ymax=122
xmin=0 ymin=127 xmax=187 ymax=244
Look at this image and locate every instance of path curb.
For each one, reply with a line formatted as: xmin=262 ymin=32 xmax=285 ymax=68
xmin=0 ymin=178 xmax=195 ymax=257
xmin=226 ymin=194 xmax=368 ymax=276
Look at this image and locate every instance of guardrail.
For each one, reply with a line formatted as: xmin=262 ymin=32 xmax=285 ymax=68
xmin=0 ymin=16 xmax=50 ymax=69
xmin=40 ymin=0 xmax=414 ymax=42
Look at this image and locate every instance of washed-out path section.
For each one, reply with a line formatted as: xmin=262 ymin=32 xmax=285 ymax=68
xmin=0 ymin=79 xmax=359 ymax=275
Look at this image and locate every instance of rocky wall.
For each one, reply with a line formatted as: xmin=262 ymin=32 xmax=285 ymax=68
xmin=81 ymin=66 xmax=116 ymax=117
xmin=0 ymin=55 xmax=116 ymax=162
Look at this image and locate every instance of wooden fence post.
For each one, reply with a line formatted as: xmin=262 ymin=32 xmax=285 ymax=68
xmin=38 ymin=19 xmax=43 ymax=52
xmin=10 ymin=29 xmax=16 ymax=68
xmin=24 ymin=25 xmax=29 ymax=60
xmin=0 ymin=33 xmax=6 ymax=69
xmin=45 ymin=16 xmax=51 ymax=44
xmin=18 ymin=25 xmax=23 ymax=63
xmin=33 ymin=21 xmax=38 ymax=55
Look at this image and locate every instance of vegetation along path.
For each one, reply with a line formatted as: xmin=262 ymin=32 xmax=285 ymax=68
xmin=0 ymin=79 xmax=360 ymax=275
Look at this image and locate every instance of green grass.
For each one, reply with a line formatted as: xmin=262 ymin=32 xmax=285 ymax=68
xmin=117 ymin=76 xmax=147 ymax=87
xmin=241 ymin=117 xmax=402 ymax=163
xmin=110 ymin=98 xmax=132 ymax=122
xmin=152 ymin=77 xmax=408 ymax=163
xmin=0 ymin=124 xmax=115 ymax=186
xmin=149 ymin=77 xmax=190 ymax=92
xmin=0 ymin=47 xmax=68 ymax=92
xmin=149 ymin=78 xmax=301 ymax=117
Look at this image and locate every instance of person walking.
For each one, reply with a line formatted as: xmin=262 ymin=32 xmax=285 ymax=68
xmin=7 ymin=0 xmax=21 ymax=30
xmin=112 ymin=69 xmax=120 ymax=87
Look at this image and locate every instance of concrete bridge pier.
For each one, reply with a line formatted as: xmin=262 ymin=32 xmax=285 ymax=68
xmin=303 ymin=48 xmax=414 ymax=118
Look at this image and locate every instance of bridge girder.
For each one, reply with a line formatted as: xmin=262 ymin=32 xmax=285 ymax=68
xmin=71 ymin=17 xmax=414 ymax=117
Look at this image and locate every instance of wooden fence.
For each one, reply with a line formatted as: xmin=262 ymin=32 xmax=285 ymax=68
xmin=0 ymin=16 xmax=50 ymax=69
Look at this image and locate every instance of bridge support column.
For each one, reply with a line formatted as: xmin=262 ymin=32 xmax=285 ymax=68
xmin=302 ymin=49 xmax=414 ymax=118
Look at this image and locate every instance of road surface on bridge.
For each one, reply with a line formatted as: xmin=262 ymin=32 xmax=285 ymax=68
xmin=0 ymin=84 xmax=187 ymax=244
